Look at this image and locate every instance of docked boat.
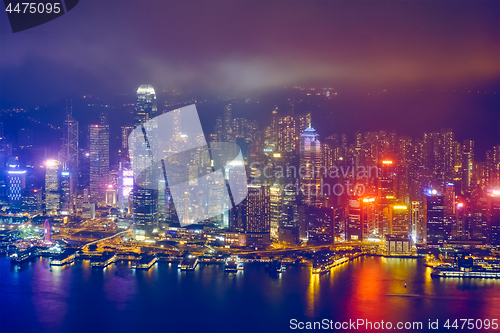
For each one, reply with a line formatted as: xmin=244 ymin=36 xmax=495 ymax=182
xmin=179 ymin=256 xmax=198 ymax=271
xmin=225 ymin=255 xmax=243 ymax=272
xmin=133 ymin=254 xmax=158 ymax=270
xmin=431 ymin=267 xmax=500 ymax=279
xmin=91 ymin=254 xmax=117 ymax=268
xmin=312 ymin=256 xmax=349 ymax=274
xmin=269 ymin=258 xmax=285 ymax=274
xmin=11 ymin=248 xmax=38 ymax=264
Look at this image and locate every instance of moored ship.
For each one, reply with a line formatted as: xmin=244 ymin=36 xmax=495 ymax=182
xmin=225 ymin=255 xmax=243 ymax=272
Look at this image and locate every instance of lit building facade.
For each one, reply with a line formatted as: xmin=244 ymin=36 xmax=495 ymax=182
xmin=133 ymin=85 xmax=159 ymax=240
xmin=45 ymin=159 xmax=60 ymax=216
xmin=424 ymin=191 xmax=445 ymax=246
xmin=89 ymin=115 xmax=110 ymax=205
xmin=300 ymin=126 xmax=321 ymax=206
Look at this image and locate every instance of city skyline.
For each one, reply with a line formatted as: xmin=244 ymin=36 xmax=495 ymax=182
xmin=1 ymin=83 xmax=499 ymax=248
xmin=1 ymin=1 xmax=499 ymax=332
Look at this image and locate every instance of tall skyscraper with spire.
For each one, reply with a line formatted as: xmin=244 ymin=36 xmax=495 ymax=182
xmin=132 ymin=85 xmax=159 ymax=240
xmin=300 ymin=125 xmax=322 ymax=206
xmin=89 ymin=114 xmax=110 ymax=205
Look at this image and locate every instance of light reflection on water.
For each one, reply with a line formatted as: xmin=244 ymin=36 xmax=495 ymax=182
xmin=1 ymin=256 xmax=499 ymax=332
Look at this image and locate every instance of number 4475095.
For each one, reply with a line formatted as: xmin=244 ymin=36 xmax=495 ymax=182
xmin=5 ymin=2 xmax=61 ymax=14
xmin=443 ymin=319 xmax=498 ymax=330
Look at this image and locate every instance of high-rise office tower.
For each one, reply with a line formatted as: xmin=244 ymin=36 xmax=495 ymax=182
xmin=60 ymin=112 xmax=79 ymax=171
xmin=245 ymin=185 xmax=270 ymax=233
xmin=361 ymin=197 xmax=377 ymax=239
xmin=45 ymin=159 xmax=60 ymax=216
xmin=135 ymin=85 xmax=157 ymax=124
xmin=121 ymin=126 xmax=133 ymax=150
xmin=59 ymin=111 xmax=78 ymax=211
xmin=308 ymin=207 xmax=334 ymax=245
xmin=462 ymin=140 xmax=474 ymax=192
xmin=411 ymin=201 xmax=423 ymax=242
xmin=89 ymin=115 xmax=110 ymax=205
xmin=489 ymin=190 xmax=500 ymax=245
xmin=223 ymin=103 xmax=234 ymax=142
xmin=390 ymin=204 xmax=409 ymax=236
xmin=455 ymin=198 xmax=467 ymax=240
xmin=277 ymin=116 xmax=296 ymax=153
xmin=300 ymin=126 xmax=322 ymax=206
xmin=132 ymin=85 xmax=159 ymax=240
xmin=6 ymin=160 xmax=26 ymax=209
xmin=346 ymin=198 xmax=363 ymax=241
xmin=60 ymin=170 xmax=73 ymax=214
xmin=441 ymin=129 xmax=455 ymax=182
xmin=232 ymin=118 xmax=248 ymax=139
xmin=378 ymin=159 xmax=396 ymax=236
xmin=213 ymin=117 xmax=223 ymax=142
xmin=270 ymin=183 xmax=284 ymax=240
xmin=424 ymin=191 xmax=445 ymax=246
xmin=297 ymin=112 xmax=311 ymax=134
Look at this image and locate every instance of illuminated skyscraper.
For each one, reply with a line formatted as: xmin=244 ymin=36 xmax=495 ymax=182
xmin=60 ymin=112 xmax=79 ymax=171
xmin=132 ymin=85 xmax=159 ymax=240
xmin=45 ymin=159 xmax=60 ymax=216
xmin=462 ymin=140 xmax=474 ymax=192
xmin=6 ymin=160 xmax=26 ymax=209
xmin=390 ymin=204 xmax=409 ymax=236
xmin=346 ymin=198 xmax=363 ymax=241
xmin=60 ymin=170 xmax=73 ymax=214
xmin=378 ymin=159 xmax=396 ymax=236
xmin=411 ymin=201 xmax=424 ymax=242
xmin=277 ymin=116 xmax=296 ymax=153
xmin=308 ymin=207 xmax=334 ymax=245
xmin=270 ymin=183 xmax=284 ymax=240
xmin=424 ymin=191 xmax=445 ymax=246
xmin=223 ymin=103 xmax=234 ymax=142
xmin=135 ymin=85 xmax=157 ymax=124
xmin=121 ymin=126 xmax=133 ymax=150
xmin=89 ymin=115 xmax=110 ymax=205
xmin=245 ymin=185 xmax=270 ymax=233
xmin=300 ymin=126 xmax=321 ymax=206
xmin=489 ymin=190 xmax=500 ymax=245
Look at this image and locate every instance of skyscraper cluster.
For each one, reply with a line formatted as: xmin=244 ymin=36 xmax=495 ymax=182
xmin=0 ymin=89 xmax=498 ymax=249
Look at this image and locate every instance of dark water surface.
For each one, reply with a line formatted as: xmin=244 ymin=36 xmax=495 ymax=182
xmin=1 ymin=256 xmax=499 ymax=332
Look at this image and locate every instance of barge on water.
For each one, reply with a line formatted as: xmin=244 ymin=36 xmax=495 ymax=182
xmin=133 ymin=254 xmax=158 ymax=270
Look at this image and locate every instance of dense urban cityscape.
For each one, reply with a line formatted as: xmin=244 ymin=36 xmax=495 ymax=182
xmin=1 ymin=85 xmax=499 ymax=269
xmin=1 ymin=0 xmax=499 ymax=332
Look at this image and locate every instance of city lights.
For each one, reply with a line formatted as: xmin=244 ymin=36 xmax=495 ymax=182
xmin=44 ymin=159 xmax=58 ymax=167
xmin=1 ymin=1 xmax=499 ymax=332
